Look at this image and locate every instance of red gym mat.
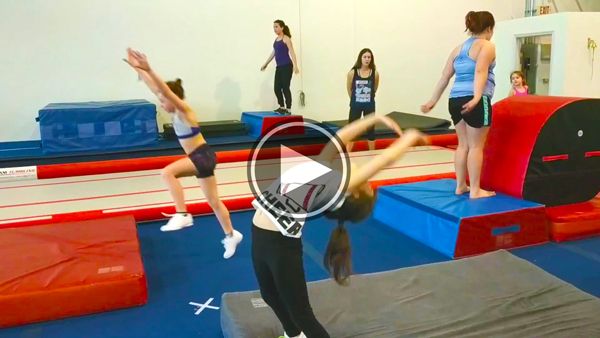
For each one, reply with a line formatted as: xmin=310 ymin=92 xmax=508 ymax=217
xmin=35 ymin=134 xmax=458 ymax=179
xmin=0 ymin=215 xmax=147 ymax=328
xmin=546 ymin=196 xmax=600 ymax=242
xmin=482 ymin=96 xmax=600 ymax=206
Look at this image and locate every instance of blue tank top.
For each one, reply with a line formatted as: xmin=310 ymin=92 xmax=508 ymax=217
xmin=173 ymin=113 xmax=201 ymax=139
xmin=273 ymin=39 xmax=292 ymax=67
xmin=350 ymin=69 xmax=376 ymax=110
xmin=449 ymin=37 xmax=496 ymax=99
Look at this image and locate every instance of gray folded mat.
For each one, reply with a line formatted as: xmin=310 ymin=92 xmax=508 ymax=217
xmin=221 ymin=250 xmax=600 ymax=337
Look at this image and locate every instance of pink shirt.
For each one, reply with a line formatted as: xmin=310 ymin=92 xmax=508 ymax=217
xmin=514 ymin=86 xmax=529 ymax=96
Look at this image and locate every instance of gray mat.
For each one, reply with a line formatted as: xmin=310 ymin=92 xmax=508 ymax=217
xmin=322 ymin=112 xmax=451 ymax=133
xmin=221 ymin=250 xmax=600 ymax=338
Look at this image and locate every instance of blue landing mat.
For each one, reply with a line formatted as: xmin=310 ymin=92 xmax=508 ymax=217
xmin=1 ymin=212 xmax=597 ymax=337
xmin=374 ymin=179 xmax=547 ymax=258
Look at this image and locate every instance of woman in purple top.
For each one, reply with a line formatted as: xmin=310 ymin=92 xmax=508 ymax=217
xmin=260 ymin=19 xmax=300 ymax=115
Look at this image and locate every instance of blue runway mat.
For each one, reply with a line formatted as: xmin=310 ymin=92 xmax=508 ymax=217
xmin=2 ymin=211 xmax=598 ymax=338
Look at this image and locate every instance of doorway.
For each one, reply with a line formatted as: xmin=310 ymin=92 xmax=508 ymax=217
xmin=517 ymin=34 xmax=553 ymax=95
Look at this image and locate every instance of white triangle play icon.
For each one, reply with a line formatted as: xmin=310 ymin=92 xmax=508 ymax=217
xmin=280 ymin=145 xmax=332 ymax=194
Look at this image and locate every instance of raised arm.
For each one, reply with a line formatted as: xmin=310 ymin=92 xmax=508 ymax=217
xmin=124 ymin=52 xmax=160 ymax=95
xmin=318 ymin=114 xmax=402 ymax=163
xmin=421 ymin=46 xmax=458 ymax=113
xmin=347 ymin=129 xmax=425 ymax=191
xmin=126 ymin=48 xmax=190 ymax=114
xmin=284 ymin=36 xmax=300 ymax=74
xmin=261 ymin=50 xmax=275 ymax=71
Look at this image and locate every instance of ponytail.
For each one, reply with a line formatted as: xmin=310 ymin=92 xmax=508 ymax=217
xmin=323 ymin=220 xmax=352 ymax=285
xmin=323 ymin=188 xmax=376 ymax=285
xmin=274 ymin=19 xmax=292 ymax=38
xmin=465 ymin=11 xmax=478 ymax=33
xmin=166 ymin=78 xmax=185 ymax=99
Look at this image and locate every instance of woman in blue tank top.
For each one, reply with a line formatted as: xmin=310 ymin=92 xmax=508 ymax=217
xmin=260 ymin=20 xmax=300 ymax=115
xmin=124 ymin=49 xmax=243 ymax=258
xmin=346 ymin=48 xmax=380 ymax=152
xmin=421 ymin=11 xmax=496 ymax=199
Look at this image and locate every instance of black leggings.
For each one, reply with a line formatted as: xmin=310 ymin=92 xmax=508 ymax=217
xmin=349 ymin=107 xmax=376 ymax=141
xmin=275 ymin=64 xmax=293 ymax=109
xmin=251 ymin=225 xmax=329 ymax=338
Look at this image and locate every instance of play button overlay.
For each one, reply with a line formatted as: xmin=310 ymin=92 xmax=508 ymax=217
xmin=280 ymin=146 xmax=332 ymax=193
xmin=248 ymin=122 xmax=350 ymax=220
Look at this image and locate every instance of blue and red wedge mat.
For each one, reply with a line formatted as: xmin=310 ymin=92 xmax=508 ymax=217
xmin=241 ymin=111 xmax=305 ymax=138
xmin=374 ymin=179 xmax=549 ymax=258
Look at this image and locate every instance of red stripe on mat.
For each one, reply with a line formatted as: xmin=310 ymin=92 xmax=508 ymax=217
xmin=0 ymin=172 xmax=455 ymax=229
xmin=36 ymin=134 xmax=457 ymax=179
xmin=542 ymin=154 xmax=569 ymax=162
xmin=585 ymin=151 xmax=600 ymax=158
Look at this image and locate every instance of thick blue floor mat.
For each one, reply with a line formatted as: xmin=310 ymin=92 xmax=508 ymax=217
xmin=512 ymin=237 xmax=600 ymax=297
xmin=1 ymin=211 xmax=598 ymax=338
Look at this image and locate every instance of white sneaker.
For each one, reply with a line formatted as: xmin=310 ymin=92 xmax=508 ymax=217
xmin=283 ymin=332 xmax=306 ymax=338
xmin=160 ymin=213 xmax=193 ymax=232
xmin=222 ymin=230 xmax=243 ymax=259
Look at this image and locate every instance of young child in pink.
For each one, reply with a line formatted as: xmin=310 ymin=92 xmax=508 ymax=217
xmin=509 ymin=70 xmax=529 ymax=96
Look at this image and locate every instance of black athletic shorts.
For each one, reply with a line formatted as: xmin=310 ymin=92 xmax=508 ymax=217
xmin=448 ymin=95 xmax=492 ymax=128
xmin=188 ymin=143 xmax=217 ymax=178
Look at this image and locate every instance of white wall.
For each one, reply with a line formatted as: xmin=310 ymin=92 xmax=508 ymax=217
xmin=553 ymin=0 xmax=600 ymax=12
xmin=494 ymin=12 xmax=600 ymax=100
xmin=0 ymin=0 xmax=524 ymax=142
xmin=579 ymin=0 xmax=600 ymax=11
xmin=563 ymin=13 xmax=600 ymax=97
xmin=1 ymin=0 xmax=299 ymax=141
xmin=531 ymin=0 xmax=600 ymax=13
xmin=494 ymin=14 xmax=569 ymax=98
xmin=292 ymin=0 xmax=525 ymax=126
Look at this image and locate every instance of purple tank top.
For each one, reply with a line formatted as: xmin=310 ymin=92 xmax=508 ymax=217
xmin=273 ymin=39 xmax=292 ymax=66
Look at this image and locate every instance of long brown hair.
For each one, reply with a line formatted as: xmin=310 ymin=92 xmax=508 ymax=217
xmin=274 ymin=19 xmax=291 ymax=38
xmin=465 ymin=11 xmax=495 ymax=34
xmin=352 ymin=48 xmax=376 ymax=71
xmin=324 ymin=189 xmax=376 ymax=285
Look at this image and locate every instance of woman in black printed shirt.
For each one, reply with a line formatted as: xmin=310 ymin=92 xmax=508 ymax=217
xmin=251 ymin=115 xmax=427 ymax=338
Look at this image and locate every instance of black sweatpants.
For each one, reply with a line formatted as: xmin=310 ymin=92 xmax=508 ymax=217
xmin=275 ymin=64 xmax=293 ymax=109
xmin=251 ymin=225 xmax=329 ymax=338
